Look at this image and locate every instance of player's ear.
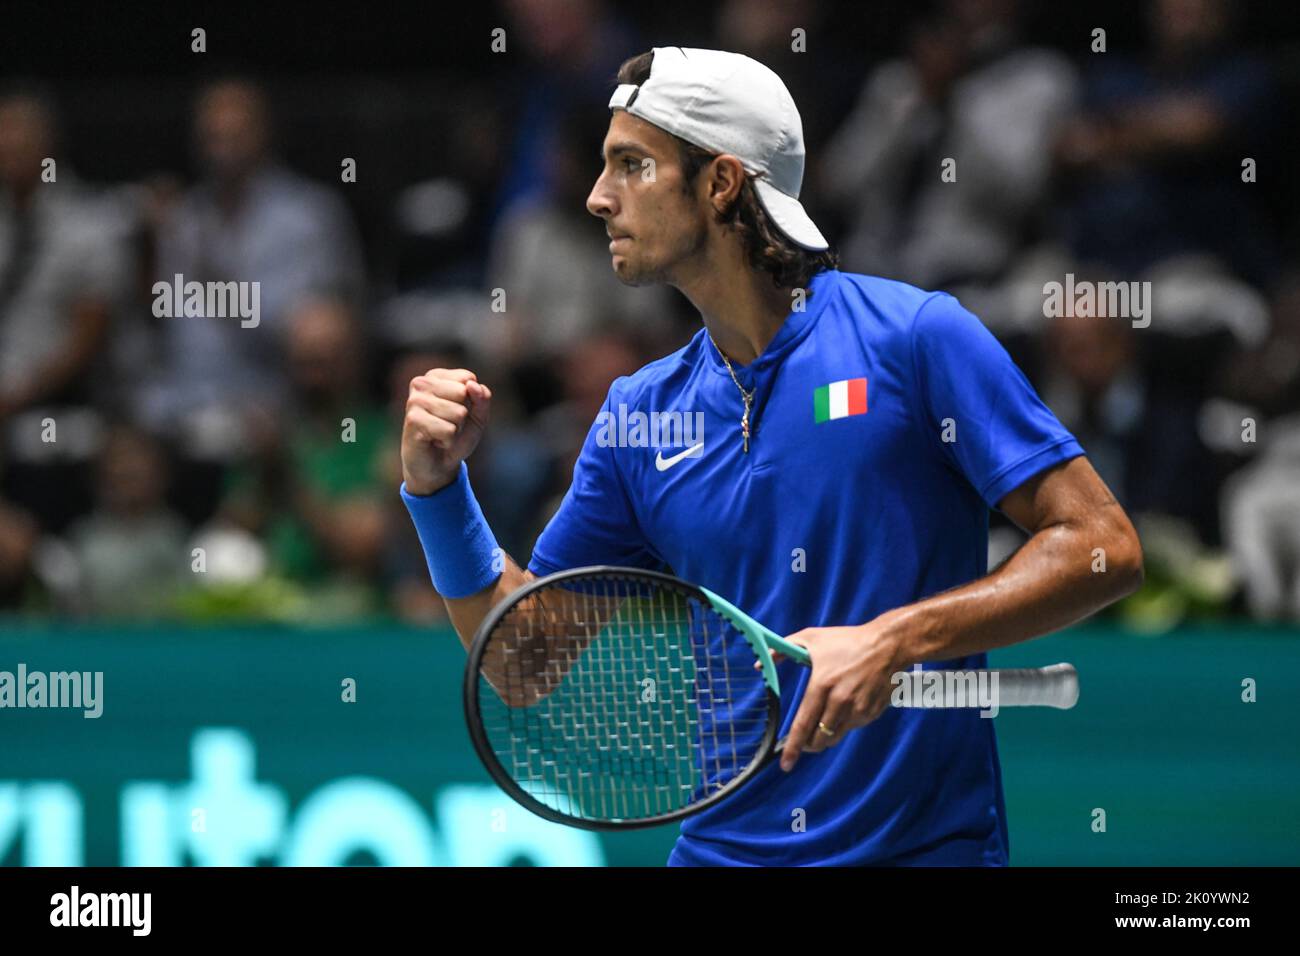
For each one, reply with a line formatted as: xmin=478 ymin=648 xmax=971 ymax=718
xmin=708 ymin=154 xmax=745 ymax=214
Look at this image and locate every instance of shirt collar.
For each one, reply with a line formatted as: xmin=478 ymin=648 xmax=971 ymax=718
xmin=703 ymin=268 xmax=841 ymax=380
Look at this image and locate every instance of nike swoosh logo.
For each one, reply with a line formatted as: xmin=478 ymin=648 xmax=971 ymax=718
xmin=655 ymin=443 xmax=704 ymax=471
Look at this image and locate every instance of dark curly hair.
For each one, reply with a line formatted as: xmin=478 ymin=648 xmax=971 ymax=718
xmin=615 ymin=51 xmax=838 ymax=292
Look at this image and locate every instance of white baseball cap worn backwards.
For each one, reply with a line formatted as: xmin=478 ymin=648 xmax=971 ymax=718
xmin=608 ymin=46 xmax=829 ymax=252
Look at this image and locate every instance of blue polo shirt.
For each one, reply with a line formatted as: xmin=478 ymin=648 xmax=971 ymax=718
xmin=528 ymin=268 xmax=1084 ymax=866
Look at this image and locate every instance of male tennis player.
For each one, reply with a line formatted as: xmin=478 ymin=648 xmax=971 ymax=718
xmin=400 ymin=47 xmax=1143 ymax=866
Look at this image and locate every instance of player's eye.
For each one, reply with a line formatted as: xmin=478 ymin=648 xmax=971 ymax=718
xmin=623 ymin=157 xmax=641 ymax=172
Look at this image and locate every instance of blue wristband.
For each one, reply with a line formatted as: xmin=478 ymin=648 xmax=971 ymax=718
xmin=399 ymin=463 xmax=502 ymax=599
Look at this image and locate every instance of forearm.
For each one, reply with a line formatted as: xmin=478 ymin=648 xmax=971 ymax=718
xmin=443 ymin=558 xmax=532 ymax=652
xmin=881 ymin=510 xmax=1143 ymax=666
xmin=400 ymin=461 xmax=534 ymax=651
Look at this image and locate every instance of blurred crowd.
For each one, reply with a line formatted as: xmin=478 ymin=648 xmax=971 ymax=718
xmin=1 ymin=0 xmax=1297 ymax=628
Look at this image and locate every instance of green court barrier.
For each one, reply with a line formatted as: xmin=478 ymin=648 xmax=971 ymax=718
xmin=1 ymin=620 xmax=1296 ymax=865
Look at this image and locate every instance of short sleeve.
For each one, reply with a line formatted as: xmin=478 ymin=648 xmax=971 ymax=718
xmin=528 ymin=379 xmax=660 ymax=576
xmin=911 ymin=293 xmax=1084 ymax=509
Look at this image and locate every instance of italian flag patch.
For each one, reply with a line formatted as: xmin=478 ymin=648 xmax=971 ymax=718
xmin=814 ymin=377 xmax=867 ymax=423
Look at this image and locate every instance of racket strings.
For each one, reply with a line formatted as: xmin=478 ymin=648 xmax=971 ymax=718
xmin=475 ymin=574 xmax=771 ymax=822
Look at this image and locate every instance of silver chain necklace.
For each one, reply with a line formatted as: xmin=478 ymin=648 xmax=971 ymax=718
xmin=708 ymin=332 xmax=756 ymax=453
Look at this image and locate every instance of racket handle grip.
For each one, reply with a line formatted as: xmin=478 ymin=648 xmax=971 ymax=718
xmin=995 ymin=663 xmax=1079 ymax=708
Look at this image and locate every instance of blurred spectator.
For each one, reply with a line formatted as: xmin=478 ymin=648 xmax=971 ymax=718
xmin=138 ymin=78 xmax=365 ymax=457
xmin=0 ymin=497 xmax=46 ymax=612
xmin=1055 ymin=0 xmax=1279 ymax=284
xmin=1040 ymin=270 xmax=1222 ymax=538
xmin=1217 ymin=269 xmax=1300 ymax=420
xmin=1041 ymin=299 xmax=1145 ymax=507
xmin=58 ymin=425 xmax=189 ymax=618
xmin=215 ymin=297 xmax=389 ymax=611
xmin=820 ymin=0 xmax=1078 ymax=288
xmin=0 ymin=88 xmax=127 ymax=533
xmin=1222 ymin=415 xmax=1300 ymax=622
xmin=492 ymin=0 xmax=641 ymax=220
xmin=1217 ymin=271 xmax=1300 ymax=621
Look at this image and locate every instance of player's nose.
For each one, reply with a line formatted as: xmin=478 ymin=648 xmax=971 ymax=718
xmin=587 ymin=173 xmax=616 ymax=220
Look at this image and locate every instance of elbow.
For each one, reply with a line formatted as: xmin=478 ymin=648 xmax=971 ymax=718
xmin=1109 ymin=524 xmax=1145 ymax=599
xmin=482 ymin=668 xmax=556 ymax=709
xmin=1122 ymin=547 xmax=1145 ymax=598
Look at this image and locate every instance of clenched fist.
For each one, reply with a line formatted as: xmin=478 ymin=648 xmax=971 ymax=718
xmin=401 ymin=368 xmax=493 ymax=496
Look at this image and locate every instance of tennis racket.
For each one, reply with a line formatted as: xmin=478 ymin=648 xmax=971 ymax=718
xmin=463 ymin=565 xmax=1079 ymax=830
